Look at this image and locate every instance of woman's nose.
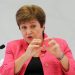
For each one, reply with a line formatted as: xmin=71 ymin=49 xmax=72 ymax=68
xmin=26 ymin=29 xmax=32 ymax=35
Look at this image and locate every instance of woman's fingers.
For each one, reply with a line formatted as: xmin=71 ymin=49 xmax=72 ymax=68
xmin=48 ymin=39 xmax=56 ymax=46
xmin=44 ymin=37 xmax=52 ymax=42
xmin=43 ymin=38 xmax=59 ymax=51
xmin=31 ymin=39 xmax=42 ymax=45
xmin=30 ymin=44 xmax=40 ymax=48
xmin=43 ymin=37 xmax=56 ymax=47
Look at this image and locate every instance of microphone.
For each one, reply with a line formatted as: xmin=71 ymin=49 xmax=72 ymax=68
xmin=0 ymin=44 xmax=5 ymax=49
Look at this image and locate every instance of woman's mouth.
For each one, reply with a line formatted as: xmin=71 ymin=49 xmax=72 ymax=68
xmin=27 ymin=36 xmax=33 ymax=40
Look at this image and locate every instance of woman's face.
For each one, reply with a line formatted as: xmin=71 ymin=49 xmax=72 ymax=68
xmin=20 ymin=19 xmax=45 ymax=44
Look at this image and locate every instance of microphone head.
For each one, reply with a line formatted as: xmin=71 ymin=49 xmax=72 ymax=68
xmin=0 ymin=44 xmax=5 ymax=49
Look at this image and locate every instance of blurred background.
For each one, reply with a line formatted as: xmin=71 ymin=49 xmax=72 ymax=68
xmin=0 ymin=0 xmax=75 ymax=60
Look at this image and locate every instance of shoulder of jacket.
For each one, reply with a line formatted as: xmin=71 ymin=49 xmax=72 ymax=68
xmin=6 ymin=39 xmax=24 ymax=46
xmin=54 ymin=38 xmax=67 ymax=43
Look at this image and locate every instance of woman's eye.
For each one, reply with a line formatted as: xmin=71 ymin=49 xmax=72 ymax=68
xmin=22 ymin=26 xmax=27 ymax=29
xmin=31 ymin=25 xmax=36 ymax=28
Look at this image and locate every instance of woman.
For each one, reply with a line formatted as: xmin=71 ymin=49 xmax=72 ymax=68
xmin=0 ymin=4 xmax=75 ymax=75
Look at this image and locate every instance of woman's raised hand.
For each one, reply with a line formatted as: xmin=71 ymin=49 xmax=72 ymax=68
xmin=25 ymin=39 xmax=43 ymax=57
xmin=43 ymin=38 xmax=63 ymax=58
